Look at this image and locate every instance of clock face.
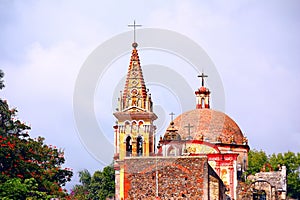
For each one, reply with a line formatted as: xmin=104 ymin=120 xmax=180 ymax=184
xmin=131 ymin=88 xmax=138 ymax=96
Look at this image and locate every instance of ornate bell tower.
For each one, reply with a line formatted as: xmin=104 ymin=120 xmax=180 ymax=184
xmin=113 ymin=41 xmax=157 ymax=159
xmin=113 ymin=21 xmax=158 ymax=200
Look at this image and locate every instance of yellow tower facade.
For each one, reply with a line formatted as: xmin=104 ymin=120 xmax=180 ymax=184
xmin=113 ymin=42 xmax=157 ymax=200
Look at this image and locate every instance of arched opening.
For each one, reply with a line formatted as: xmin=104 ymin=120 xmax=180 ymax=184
xmin=131 ymin=121 xmax=137 ymax=133
xmin=137 ymin=136 xmax=143 ymax=156
xmin=253 ymin=190 xmax=266 ymax=200
xmin=201 ymin=98 xmax=205 ymax=108
xmin=126 ymin=136 xmax=132 ymax=157
xmin=167 ymin=146 xmax=176 ymax=156
xmin=250 ymin=180 xmax=272 ymax=200
xmin=125 ymin=121 xmax=130 ymax=133
xmin=138 ymin=121 xmax=144 ymax=132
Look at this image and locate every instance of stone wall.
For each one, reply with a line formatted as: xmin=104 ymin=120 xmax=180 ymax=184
xmin=210 ymin=175 xmax=220 ymax=199
xmin=208 ymin=165 xmax=227 ymax=200
xmin=124 ymin=156 xmax=209 ymax=199
xmin=236 ymin=166 xmax=287 ymax=200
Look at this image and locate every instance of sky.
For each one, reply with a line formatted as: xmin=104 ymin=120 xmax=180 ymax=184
xmin=1 ymin=0 xmax=300 ymax=189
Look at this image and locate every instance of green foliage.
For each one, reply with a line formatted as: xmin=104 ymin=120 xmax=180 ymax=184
xmin=247 ymin=149 xmax=268 ymax=175
xmin=0 ymin=95 xmax=73 ymax=198
xmin=0 ymin=178 xmax=53 ymax=200
xmin=269 ymin=151 xmax=300 ymax=199
xmin=100 ymin=165 xmax=115 ymax=198
xmin=247 ymin=149 xmax=300 ymax=199
xmin=70 ymin=165 xmax=115 ymax=200
xmin=79 ymin=169 xmax=91 ymax=186
xmin=0 ymin=178 xmax=28 ymax=200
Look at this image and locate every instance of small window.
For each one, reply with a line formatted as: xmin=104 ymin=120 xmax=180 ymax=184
xmin=126 ymin=136 xmax=132 ymax=156
xmin=137 ymin=136 xmax=143 ymax=156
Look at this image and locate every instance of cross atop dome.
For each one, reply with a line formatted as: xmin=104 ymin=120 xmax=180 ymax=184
xmin=161 ymin=112 xmax=181 ymax=141
xmin=195 ymin=73 xmax=211 ymax=109
xmin=184 ymin=123 xmax=194 ymax=140
xmin=198 ymin=72 xmax=208 ymax=87
xmin=128 ymin=20 xmax=142 ymax=49
xmin=169 ymin=112 xmax=175 ymax=122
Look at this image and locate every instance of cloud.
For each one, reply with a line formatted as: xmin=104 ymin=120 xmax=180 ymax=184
xmin=146 ymin=0 xmax=300 ymax=153
xmin=1 ymin=0 xmax=300 ymax=190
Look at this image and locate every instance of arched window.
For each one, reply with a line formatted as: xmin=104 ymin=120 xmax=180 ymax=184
xmin=137 ymin=136 xmax=143 ymax=156
xmin=132 ymin=121 xmax=137 ymax=133
xmin=167 ymin=146 xmax=176 ymax=156
xmin=201 ymin=98 xmax=205 ymax=108
xmin=126 ymin=136 xmax=132 ymax=157
xmin=125 ymin=121 xmax=130 ymax=133
xmin=138 ymin=121 xmax=144 ymax=132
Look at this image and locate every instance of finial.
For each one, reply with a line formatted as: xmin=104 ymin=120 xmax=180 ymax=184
xmin=128 ymin=20 xmax=142 ymax=48
xmin=184 ymin=123 xmax=194 ymax=140
xmin=132 ymin=42 xmax=138 ymax=48
xmin=198 ymin=72 xmax=208 ymax=87
xmin=169 ymin=112 xmax=175 ymax=122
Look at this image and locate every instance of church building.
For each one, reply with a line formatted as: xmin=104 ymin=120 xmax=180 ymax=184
xmin=112 ymin=34 xmax=252 ymax=199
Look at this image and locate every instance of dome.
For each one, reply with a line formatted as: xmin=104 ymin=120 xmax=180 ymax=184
xmin=170 ymin=109 xmax=245 ymax=145
xmin=199 ymin=86 xmax=208 ymax=92
xmin=163 ymin=121 xmax=181 ymax=141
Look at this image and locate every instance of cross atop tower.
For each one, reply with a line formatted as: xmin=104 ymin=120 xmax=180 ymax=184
xmin=128 ymin=20 xmax=142 ymax=47
xmin=195 ymin=72 xmax=211 ymax=109
xmin=198 ymin=72 xmax=208 ymax=87
xmin=169 ymin=112 xmax=175 ymax=122
xmin=184 ymin=123 xmax=194 ymax=140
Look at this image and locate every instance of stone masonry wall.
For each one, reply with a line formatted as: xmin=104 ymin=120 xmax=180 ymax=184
xmin=124 ymin=156 xmax=209 ymax=200
xmin=208 ymin=165 xmax=227 ymax=200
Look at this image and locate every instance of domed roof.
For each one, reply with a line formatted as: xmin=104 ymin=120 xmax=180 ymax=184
xmin=163 ymin=122 xmax=181 ymax=141
xmin=170 ymin=109 xmax=245 ymax=145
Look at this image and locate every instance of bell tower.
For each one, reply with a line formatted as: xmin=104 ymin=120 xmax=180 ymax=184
xmin=195 ymin=72 xmax=210 ymax=109
xmin=113 ymin=41 xmax=157 ymax=159
xmin=113 ymin=21 xmax=157 ymax=200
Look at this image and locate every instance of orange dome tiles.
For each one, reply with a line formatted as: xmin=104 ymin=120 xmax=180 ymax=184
xmin=171 ymin=109 xmax=244 ymax=145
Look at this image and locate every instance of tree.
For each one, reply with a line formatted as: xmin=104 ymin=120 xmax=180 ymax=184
xmin=70 ymin=169 xmax=91 ymax=200
xmin=98 ymin=165 xmax=115 ymax=199
xmin=247 ymin=149 xmax=268 ymax=175
xmin=79 ymin=169 xmax=91 ymax=186
xmin=269 ymin=151 xmax=300 ymax=199
xmin=71 ymin=165 xmax=115 ymax=200
xmin=0 ymin=71 xmax=73 ymax=199
xmin=0 ymin=178 xmax=52 ymax=199
xmin=247 ymin=149 xmax=300 ymax=199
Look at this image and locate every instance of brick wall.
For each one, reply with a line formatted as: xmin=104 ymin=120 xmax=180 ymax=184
xmin=124 ymin=156 xmax=210 ymax=199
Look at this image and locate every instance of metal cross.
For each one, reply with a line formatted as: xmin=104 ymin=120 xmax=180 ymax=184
xmin=128 ymin=20 xmax=142 ymax=43
xmin=184 ymin=123 xmax=194 ymax=139
xmin=198 ymin=72 xmax=208 ymax=87
xmin=169 ymin=112 xmax=175 ymax=122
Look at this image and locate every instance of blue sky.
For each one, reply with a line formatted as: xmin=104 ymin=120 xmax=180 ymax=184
xmin=1 ymin=0 xmax=300 ymax=189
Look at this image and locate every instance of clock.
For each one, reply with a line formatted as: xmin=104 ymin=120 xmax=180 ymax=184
xmin=131 ymin=88 xmax=138 ymax=96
